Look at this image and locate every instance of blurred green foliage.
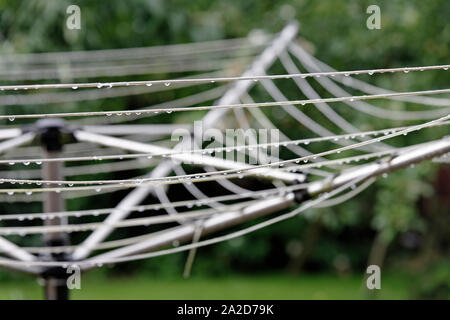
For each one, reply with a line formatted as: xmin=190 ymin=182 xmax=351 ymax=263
xmin=0 ymin=0 xmax=448 ymax=299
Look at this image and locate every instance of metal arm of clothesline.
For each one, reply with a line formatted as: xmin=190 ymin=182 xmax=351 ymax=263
xmin=74 ymin=130 xmax=305 ymax=183
xmin=306 ymin=136 xmax=450 ymax=196
xmin=0 ymin=128 xmax=23 ymax=140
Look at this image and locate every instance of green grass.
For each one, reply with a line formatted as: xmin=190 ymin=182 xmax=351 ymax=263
xmin=0 ymin=272 xmax=412 ymax=300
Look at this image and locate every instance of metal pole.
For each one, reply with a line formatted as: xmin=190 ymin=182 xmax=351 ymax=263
xmin=38 ymin=119 xmax=70 ymax=300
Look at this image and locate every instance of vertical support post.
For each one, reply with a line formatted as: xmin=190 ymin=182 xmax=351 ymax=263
xmin=38 ymin=119 xmax=70 ymax=300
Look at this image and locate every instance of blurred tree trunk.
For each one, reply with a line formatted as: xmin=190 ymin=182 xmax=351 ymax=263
xmin=367 ymin=232 xmax=390 ymax=269
xmin=410 ymin=166 xmax=450 ymax=270
xmin=287 ymin=217 xmax=322 ymax=273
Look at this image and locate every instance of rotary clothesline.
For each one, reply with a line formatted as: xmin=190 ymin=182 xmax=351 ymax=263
xmin=0 ymin=22 xmax=448 ymax=278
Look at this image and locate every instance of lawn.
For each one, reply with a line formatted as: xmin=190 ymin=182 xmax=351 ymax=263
xmin=0 ymin=272 xmax=412 ymax=300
